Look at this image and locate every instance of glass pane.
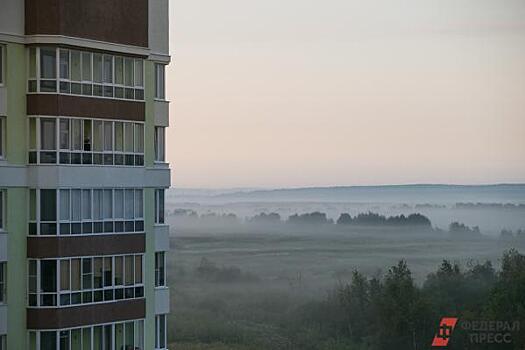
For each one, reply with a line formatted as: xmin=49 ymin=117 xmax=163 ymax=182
xmin=134 ymin=190 xmax=143 ymax=218
xmin=41 ymin=331 xmax=57 ymax=350
xmin=124 ymin=57 xmax=133 ymax=87
xmin=125 ymin=322 xmax=134 ymax=348
xmin=125 ymin=189 xmax=134 ymax=219
xmin=93 ymin=120 xmax=103 ymax=152
xmin=40 ymin=48 xmax=56 ymax=79
xmin=135 ymin=255 xmax=142 ymax=284
xmin=59 ymin=119 xmax=70 ymax=150
xmin=72 ymin=119 xmax=82 ymax=150
xmin=103 ymin=55 xmax=113 ymax=84
xmin=41 ymin=260 xmax=57 ymax=292
xmin=60 ymin=189 xmax=70 ymax=221
xmin=82 ymin=189 xmax=91 ymax=220
xmin=30 ymin=189 xmax=37 ymax=221
xmin=114 ymin=256 xmax=123 ymax=285
xmin=41 ymin=189 xmax=57 ymax=222
xmin=71 ymin=258 xmax=81 ymax=291
xmin=93 ymin=326 xmax=103 ymax=350
xmin=115 ymin=323 xmax=124 ymax=350
xmin=124 ymin=123 xmax=134 ymax=152
xmin=29 ymin=118 xmax=37 ymax=149
xmin=82 ymin=328 xmax=92 ymax=350
xmin=93 ymin=54 xmax=103 ymax=83
xmin=93 ymin=189 xmax=102 ymax=220
xmin=71 ymin=50 xmax=81 ymax=82
xmin=71 ymin=190 xmax=81 ymax=221
xmin=41 ymin=118 xmax=56 ymax=150
xmin=59 ymin=49 xmax=69 ymax=79
xmin=134 ymin=60 xmax=143 ymax=87
xmin=71 ymin=329 xmax=82 ymax=350
xmin=83 ymin=120 xmax=92 ymax=151
xmin=29 ymin=47 xmax=37 ymax=78
xmin=103 ymin=257 xmax=112 ymax=287
xmin=94 ymin=258 xmax=103 ymax=288
xmin=103 ymin=190 xmax=112 ymax=219
xmin=82 ymin=52 xmax=92 ymax=81
xmin=115 ymin=56 xmax=124 ymax=85
xmin=115 ymin=122 xmax=123 ymax=152
xmin=60 ymin=260 xmax=70 ymax=290
xmin=125 ymin=255 xmax=134 ymax=285
xmin=135 ymin=124 xmax=144 ymax=153
xmin=104 ymin=121 xmax=113 ymax=151
xmin=114 ymin=189 xmax=124 ymax=218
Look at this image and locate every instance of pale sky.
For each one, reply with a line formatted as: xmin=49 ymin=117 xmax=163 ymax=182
xmin=167 ymin=0 xmax=525 ymax=188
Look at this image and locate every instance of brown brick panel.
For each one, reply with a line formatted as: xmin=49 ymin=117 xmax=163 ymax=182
xmin=27 ymin=299 xmax=146 ymax=329
xmin=27 ymin=234 xmax=145 ymax=258
xmin=25 ymin=0 xmax=148 ymax=47
xmin=27 ymin=94 xmax=145 ymax=121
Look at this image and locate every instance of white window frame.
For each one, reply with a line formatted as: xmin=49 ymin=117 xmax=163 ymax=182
xmin=27 ymin=47 xmax=145 ymax=102
xmin=27 ymin=319 xmax=145 ymax=350
xmin=154 ymin=252 xmax=166 ymax=287
xmin=0 ymin=190 xmax=4 ymax=231
xmin=0 ymin=44 xmax=4 ymax=86
xmin=154 ymin=63 xmax=165 ymax=100
xmin=155 ymin=314 xmax=167 ymax=349
xmin=29 ymin=188 xmax=144 ymax=236
xmin=28 ymin=254 xmax=144 ymax=308
xmin=154 ymin=126 xmax=165 ymax=163
xmin=0 ymin=117 xmax=5 ymax=160
xmin=0 ymin=262 xmax=6 ymax=304
xmin=28 ymin=116 xmax=144 ymax=167
xmin=154 ymin=189 xmax=165 ymax=224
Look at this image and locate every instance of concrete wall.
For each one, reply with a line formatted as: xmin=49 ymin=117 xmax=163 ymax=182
xmin=0 ymin=0 xmax=24 ymax=37
xmin=148 ymin=0 xmax=170 ymax=61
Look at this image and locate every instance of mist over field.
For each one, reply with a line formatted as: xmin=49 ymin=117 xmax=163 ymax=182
xmin=166 ymin=185 xmax=525 ymax=349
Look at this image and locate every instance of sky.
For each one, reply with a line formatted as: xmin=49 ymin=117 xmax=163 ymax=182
xmin=167 ymin=0 xmax=525 ymax=188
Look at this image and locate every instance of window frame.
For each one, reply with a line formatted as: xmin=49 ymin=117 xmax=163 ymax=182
xmin=28 ymin=116 xmax=144 ymax=167
xmin=154 ymin=252 xmax=166 ymax=287
xmin=154 ymin=63 xmax=166 ymax=100
xmin=154 ymin=126 xmax=166 ymax=163
xmin=28 ymin=255 xmax=144 ymax=308
xmin=154 ymin=189 xmax=165 ymax=224
xmin=27 ymin=47 xmax=145 ymax=102
xmin=0 ymin=262 xmax=6 ymax=304
xmin=0 ymin=44 xmax=4 ymax=86
xmin=29 ymin=188 xmax=144 ymax=236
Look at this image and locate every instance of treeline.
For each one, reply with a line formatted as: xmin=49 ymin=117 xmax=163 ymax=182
xmin=456 ymin=202 xmax=525 ymax=210
xmin=292 ymin=249 xmax=525 ymax=349
xmin=172 ymin=209 xmax=433 ymax=228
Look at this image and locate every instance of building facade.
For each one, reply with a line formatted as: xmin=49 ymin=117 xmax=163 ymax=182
xmin=0 ymin=0 xmax=171 ymax=349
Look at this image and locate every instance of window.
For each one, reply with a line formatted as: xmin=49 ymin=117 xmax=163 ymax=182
xmin=155 ymin=252 xmax=165 ymax=287
xmin=0 ymin=190 xmax=4 ymax=230
xmin=31 ymin=188 xmax=143 ymax=236
xmin=39 ymin=47 xmax=57 ymax=92
xmin=29 ymin=47 xmax=145 ymax=101
xmin=154 ymin=127 xmax=165 ymax=162
xmin=29 ymin=117 xmax=144 ymax=166
xmin=0 ymin=334 xmax=5 ymax=350
xmin=0 ymin=117 xmax=5 ymax=159
xmin=155 ymin=189 xmax=165 ymax=224
xmin=27 ymin=320 xmax=145 ymax=350
xmin=155 ymin=63 xmax=165 ymax=99
xmin=29 ymin=255 xmax=143 ymax=308
xmin=0 ymin=262 xmax=6 ymax=304
xmin=0 ymin=45 xmax=4 ymax=85
xmin=155 ymin=314 xmax=167 ymax=349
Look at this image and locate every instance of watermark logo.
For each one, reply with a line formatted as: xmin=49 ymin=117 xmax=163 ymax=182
xmin=432 ymin=317 xmax=458 ymax=347
xmin=431 ymin=318 xmax=520 ymax=347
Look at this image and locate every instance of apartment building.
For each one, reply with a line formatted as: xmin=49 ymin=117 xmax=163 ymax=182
xmin=0 ymin=0 xmax=171 ymax=349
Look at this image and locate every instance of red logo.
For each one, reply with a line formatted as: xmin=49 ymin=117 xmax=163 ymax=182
xmin=432 ymin=317 xmax=459 ymax=347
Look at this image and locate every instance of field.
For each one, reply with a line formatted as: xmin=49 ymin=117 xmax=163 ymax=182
xmin=166 ymin=223 xmax=525 ymax=349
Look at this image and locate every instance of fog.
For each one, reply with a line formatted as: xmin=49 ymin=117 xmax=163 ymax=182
xmin=167 ymin=185 xmax=525 ymax=349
